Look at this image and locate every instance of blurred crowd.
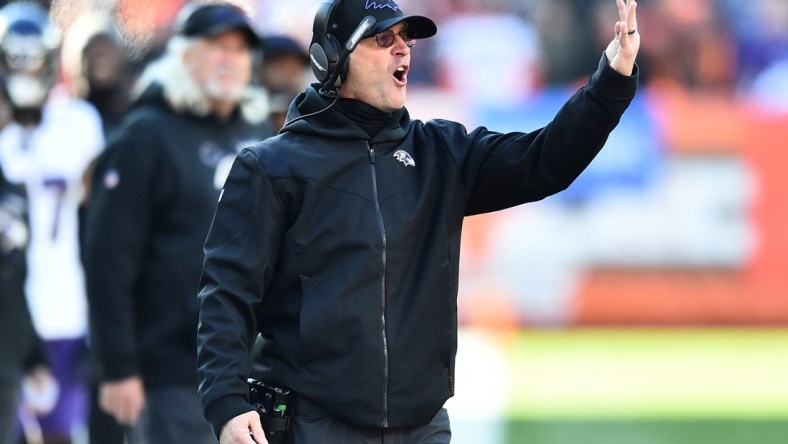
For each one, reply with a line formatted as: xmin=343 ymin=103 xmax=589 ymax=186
xmin=253 ymin=0 xmax=788 ymax=104
xmin=0 ymin=0 xmax=785 ymax=443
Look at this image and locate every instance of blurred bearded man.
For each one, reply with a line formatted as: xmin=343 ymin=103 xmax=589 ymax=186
xmin=82 ymin=3 xmax=273 ymax=443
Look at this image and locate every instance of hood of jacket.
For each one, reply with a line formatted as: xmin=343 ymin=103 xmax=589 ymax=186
xmin=280 ymin=85 xmax=411 ymax=144
xmin=130 ymin=40 xmax=269 ymax=124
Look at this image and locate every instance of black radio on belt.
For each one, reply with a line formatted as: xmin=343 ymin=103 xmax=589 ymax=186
xmin=247 ymin=378 xmax=294 ymax=444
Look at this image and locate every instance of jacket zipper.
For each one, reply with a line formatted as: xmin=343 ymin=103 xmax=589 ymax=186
xmin=367 ymin=141 xmax=389 ymax=427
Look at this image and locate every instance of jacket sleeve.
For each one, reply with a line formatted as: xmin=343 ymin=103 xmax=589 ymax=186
xmin=83 ymin=122 xmax=163 ymax=381
xmin=443 ymin=53 xmax=638 ymax=215
xmin=22 ymin=333 xmax=48 ymax=372
xmin=196 ymin=147 xmax=287 ymax=437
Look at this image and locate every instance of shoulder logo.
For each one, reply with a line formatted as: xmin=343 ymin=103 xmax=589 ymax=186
xmin=393 ymin=150 xmax=415 ymax=167
xmin=103 ymin=168 xmax=120 ymax=189
xmin=365 ymin=0 xmax=401 ymax=12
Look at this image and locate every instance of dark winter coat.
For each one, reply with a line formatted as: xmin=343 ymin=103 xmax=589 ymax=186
xmin=197 ymin=54 xmax=638 ymax=434
xmin=84 ymin=84 xmax=273 ymax=388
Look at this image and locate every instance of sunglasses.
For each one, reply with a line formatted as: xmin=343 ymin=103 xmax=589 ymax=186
xmin=372 ymin=30 xmax=416 ymax=48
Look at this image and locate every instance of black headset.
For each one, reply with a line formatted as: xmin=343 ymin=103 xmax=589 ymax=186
xmin=309 ymin=1 xmax=341 ymax=87
xmin=281 ymin=1 xmax=375 ymax=131
xmin=309 ymin=1 xmax=376 ymax=93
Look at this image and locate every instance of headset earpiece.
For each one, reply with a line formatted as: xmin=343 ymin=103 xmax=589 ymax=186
xmin=309 ymin=1 xmax=375 ymax=93
xmin=310 ymin=1 xmax=344 ymax=86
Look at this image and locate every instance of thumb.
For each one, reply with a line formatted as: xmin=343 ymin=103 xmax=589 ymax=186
xmin=249 ymin=414 xmax=267 ymax=444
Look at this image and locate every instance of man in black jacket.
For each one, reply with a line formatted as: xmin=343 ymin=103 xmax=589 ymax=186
xmin=197 ymin=0 xmax=640 ymax=442
xmin=83 ymin=3 xmax=273 ymax=443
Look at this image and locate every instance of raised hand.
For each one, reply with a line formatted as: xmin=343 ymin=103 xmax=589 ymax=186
xmin=605 ymin=0 xmax=640 ymax=76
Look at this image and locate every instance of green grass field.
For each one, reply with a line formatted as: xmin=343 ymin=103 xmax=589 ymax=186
xmin=455 ymin=328 xmax=788 ymax=444
xmin=505 ymin=419 xmax=788 ymax=444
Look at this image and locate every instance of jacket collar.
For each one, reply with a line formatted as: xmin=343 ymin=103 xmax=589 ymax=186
xmin=281 ymin=85 xmax=410 ymax=144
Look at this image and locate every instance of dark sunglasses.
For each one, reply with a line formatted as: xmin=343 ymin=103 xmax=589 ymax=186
xmin=373 ymin=30 xmax=416 ymax=48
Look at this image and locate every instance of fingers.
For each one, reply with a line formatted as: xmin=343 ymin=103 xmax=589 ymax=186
xmin=101 ymin=392 xmax=143 ymax=425
xmin=99 ymin=394 xmax=129 ymax=424
xmin=98 ymin=379 xmax=146 ymax=425
xmin=219 ymin=411 xmax=268 ymax=444
xmin=249 ymin=427 xmax=268 ymax=444
xmin=617 ymin=0 xmax=627 ymax=23
xmin=248 ymin=414 xmax=267 ymax=444
xmin=614 ymin=0 xmax=638 ymax=35
xmin=608 ymin=0 xmax=639 ymax=75
xmin=627 ymin=1 xmax=638 ymax=34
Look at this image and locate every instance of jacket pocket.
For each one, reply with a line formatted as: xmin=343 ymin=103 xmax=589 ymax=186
xmin=298 ymin=274 xmax=351 ymax=369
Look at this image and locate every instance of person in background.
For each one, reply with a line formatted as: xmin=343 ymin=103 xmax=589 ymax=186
xmin=259 ymin=35 xmax=310 ymax=94
xmin=62 ymin=12 xmax=133 ymax=138
xmin=0 ymin=3 xmax=104 ymax=443
xmin=83 ymin=3 xmax=274 ymax=443
xmin=0 ymin=118 xmax=52 ymax=444
xmin=196 ymin=0 xmax=640 ymax=442
xmin=61 ymin=16 xmax=135 ymax=443
xmin=259 ymin=34 xmax=310 ymax=131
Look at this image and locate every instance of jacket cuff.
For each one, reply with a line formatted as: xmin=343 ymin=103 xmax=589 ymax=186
xmin=22 ymin=339 xmax=48 ymax=372
xmin=100 ymin=355 xmax=139 ymax=382
xmin=205 ymin=394 xmax=255 ymax=439
xmin=592 ymin=52 xmax=639 ymax=100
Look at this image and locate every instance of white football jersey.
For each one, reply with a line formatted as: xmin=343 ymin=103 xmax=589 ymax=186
xmin=0 ymin=95 xmax=104 ymax=340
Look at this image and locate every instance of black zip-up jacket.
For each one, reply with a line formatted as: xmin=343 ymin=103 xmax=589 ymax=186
xmin=197 ymin=54 xmax=638 ymax=434
xmin=84 ymin=85 xmax=272 ymax=387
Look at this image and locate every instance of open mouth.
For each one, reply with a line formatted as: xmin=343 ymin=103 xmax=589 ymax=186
xmin=393 ymin=65 xmax=408 ymax=84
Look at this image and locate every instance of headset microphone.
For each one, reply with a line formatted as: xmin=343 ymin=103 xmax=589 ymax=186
xmin=319 ymin=15 xmax=375 ymax=93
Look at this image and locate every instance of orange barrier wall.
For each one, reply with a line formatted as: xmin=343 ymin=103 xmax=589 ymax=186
xmin=573 ymin=91 xmax=788 ymax=326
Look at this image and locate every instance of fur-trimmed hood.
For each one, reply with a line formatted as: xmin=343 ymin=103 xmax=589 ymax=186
xmin=131 ymin=36 xmax=269 ymax=124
